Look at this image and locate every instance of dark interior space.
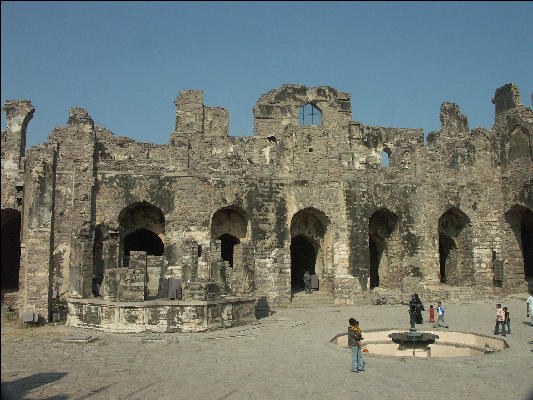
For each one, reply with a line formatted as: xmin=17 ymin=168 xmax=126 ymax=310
xmin=369 ymin=234 xmax=384 ymax=289
xmin=1 ymin=209 xmax=21 ymax=292
xmin=290 ymin=235 xmax=316 ymax=289
xmin=439 ymin=233 xmax=456 ymax=283
xmin=218 ymin=233 xmax=240 ymax=268
xmin=124 ymin=228 xmax=164 ymax=257
xmin=521 ymin=209 xmax=533 ymax=278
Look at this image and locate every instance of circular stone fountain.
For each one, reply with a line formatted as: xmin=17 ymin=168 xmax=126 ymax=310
xmin=332 ymin=329 xmax=507 ymax=358
xmin=387 ymin=327 xmax=439 ymax=357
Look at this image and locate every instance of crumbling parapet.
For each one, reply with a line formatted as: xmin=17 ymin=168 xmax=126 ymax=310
xmin=1 ymin=100 xmax=34 ymax=164
xmin=440 ymin=102 xmax=469 ymax=134
xmin=253 ymin=85 xmax=352 ymax=139
xmin=492 ymin=83 xmax=522 ymax=116
xmin=67 ymin=107 xmax=94 ymax=130
xmin=1 ymin=100 xmax=35 ymax=210
xmin=170 ymin=90 xmax=229 ymax=143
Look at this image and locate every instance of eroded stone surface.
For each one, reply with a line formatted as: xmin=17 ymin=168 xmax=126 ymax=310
xmin=1 ymin=83 xmax=532 ymax=324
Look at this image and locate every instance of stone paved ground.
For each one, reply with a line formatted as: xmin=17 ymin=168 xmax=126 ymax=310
xmin=2 ymin=295 xmax=533 ymax=400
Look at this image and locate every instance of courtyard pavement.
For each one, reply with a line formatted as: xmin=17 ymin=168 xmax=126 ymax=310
xmin=2 ymin=294 xmax=533 ymax=400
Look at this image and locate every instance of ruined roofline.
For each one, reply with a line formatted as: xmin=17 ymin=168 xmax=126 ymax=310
xmin=3 ymin=82 xmax=529 ymax=151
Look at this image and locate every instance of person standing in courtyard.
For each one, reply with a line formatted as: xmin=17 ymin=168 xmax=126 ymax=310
xmin=303 ymin=270 xmax=311 ymax=294
xmin=527 ymin=292 xmax=533 ymax=327
xmin=503 ymin=306 xmax=511 ymax=334
xmin=494 ymin=303 xmax=506 ymax=336
xmin=434 ymin=301 xmax=449 ymax=328
xmin=348 ymin=318 xmax=364 ymax=372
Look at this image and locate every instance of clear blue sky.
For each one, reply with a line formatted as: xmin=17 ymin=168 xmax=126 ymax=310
xmin=2 ymin=1 xmax=532 ymax=148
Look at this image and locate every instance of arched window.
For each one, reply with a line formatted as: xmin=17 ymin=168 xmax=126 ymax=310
xmin=299 ymin=104 xmax=322 ymax=126
xmin=382 ymin=149 xmax=391 ymax=167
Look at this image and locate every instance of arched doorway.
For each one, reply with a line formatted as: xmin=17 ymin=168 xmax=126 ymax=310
xmin=290 ymin=208 xmax=330 ymax=295
xmin=438 ymin=208 xmax=472 ymax=285
xmin=118 ymin=202 xmax=165 ymax=268
xmin=368 ymin=208 xmax=399 ymax=289
xmin=290 ymin=235 xmax=317 ymax=289
xmin=218 ymin=233 xmax=240 ymax=268
xmin=505 ymin=206 xmax=533 ymax=286
xmin=1 ymin=209 xmax=21 ymax=300
xmin=211 ymin=206 xmax=248 ymax=268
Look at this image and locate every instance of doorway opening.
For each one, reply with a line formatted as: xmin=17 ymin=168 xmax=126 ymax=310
xmin=290 ymin=235 xmax=317 ymax=290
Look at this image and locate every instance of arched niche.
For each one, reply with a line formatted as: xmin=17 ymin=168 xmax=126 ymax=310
xmin=211 ymin=206 xmax=248 ymax=268
xmin=118 ymin=202 xmax=165 ymax=268
xmin=438 ymin=208 xmax=473 ymax=285
xmin=368 ymin=208 xmax=399 ymax=289
xmin=289 ymin=208 xmax=331 ymax=293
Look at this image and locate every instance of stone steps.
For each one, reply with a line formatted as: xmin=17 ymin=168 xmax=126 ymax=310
xmin=289 ymin=290 xmax=334 ymax=308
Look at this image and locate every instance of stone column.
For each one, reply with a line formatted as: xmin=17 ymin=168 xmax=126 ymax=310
xmin=19 ymin=144 xmax=56 ymax=320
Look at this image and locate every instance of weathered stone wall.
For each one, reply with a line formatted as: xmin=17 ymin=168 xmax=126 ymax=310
xmin=3 ymin=83 xmax=532 ymax=321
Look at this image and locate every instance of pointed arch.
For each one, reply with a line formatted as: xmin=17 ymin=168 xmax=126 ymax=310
xmin=368 ymin=208 xmax=399 ymax=289
xmin=211 ymin=206 xmax=248 ymax=268
xmin=118 ymin=201 xmax=165 ymax=268
xmin=438 ymin=207 xmax=473 ymax=285
xmin=290 ymin=208 xmax=331 ymax=293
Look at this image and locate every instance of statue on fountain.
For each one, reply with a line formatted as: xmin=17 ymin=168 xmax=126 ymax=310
xmin=402 ymin=293 xmax=424 ymax=330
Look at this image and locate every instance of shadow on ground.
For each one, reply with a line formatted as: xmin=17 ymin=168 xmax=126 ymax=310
xmin=1 ymin=372 xmax=68 ymax=400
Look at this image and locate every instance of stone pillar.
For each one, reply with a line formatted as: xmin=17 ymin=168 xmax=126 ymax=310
xmin=19 ymin=144 xmax=56 ymax=319
xmin=57 ymin=108 xmax=97 ymax=299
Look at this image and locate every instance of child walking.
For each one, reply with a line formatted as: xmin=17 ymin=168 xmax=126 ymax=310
xmin=429 ymin=304 xmax=435 ymax=324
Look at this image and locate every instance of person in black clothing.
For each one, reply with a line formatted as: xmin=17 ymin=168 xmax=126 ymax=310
xmin=409 ymin=293 xmax=425 ymax=324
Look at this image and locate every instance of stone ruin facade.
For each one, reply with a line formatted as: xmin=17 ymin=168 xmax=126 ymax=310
xmin=1 ymin=82 xmax=532 ymax=329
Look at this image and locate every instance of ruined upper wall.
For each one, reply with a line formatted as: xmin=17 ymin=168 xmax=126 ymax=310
xmin=253 ymin=85 xmax=352 ymax=139
xmin=170 ymin=90 xmax=229 ymax=143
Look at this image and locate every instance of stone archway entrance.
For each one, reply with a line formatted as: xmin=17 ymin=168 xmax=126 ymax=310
xmin=505 ymin=206 xmax=533 ymax=288
xmin=290 ymin=208 xmax=330 ymax=296
xmin=438 ymin=208 xmax=473 ymax=285
xmin=290 ymin=235 xmax=317 ymax=290
xmin=1 ymin=209 xmax=21 ymax=305
xmin=368 ymin=208 xmax=399 ymax=290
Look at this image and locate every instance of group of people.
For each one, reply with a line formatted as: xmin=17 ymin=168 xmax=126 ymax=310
xmin=406 ymin=293 xmax=449 ymax=328
xmin=494 ymin=303 xmax=512 ymax=336
xmin=493 ymin=292 xmax=533 ymax=336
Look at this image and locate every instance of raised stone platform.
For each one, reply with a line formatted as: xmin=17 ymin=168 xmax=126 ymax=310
xmin=66 ymin=296 xmax=257 ymax=333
